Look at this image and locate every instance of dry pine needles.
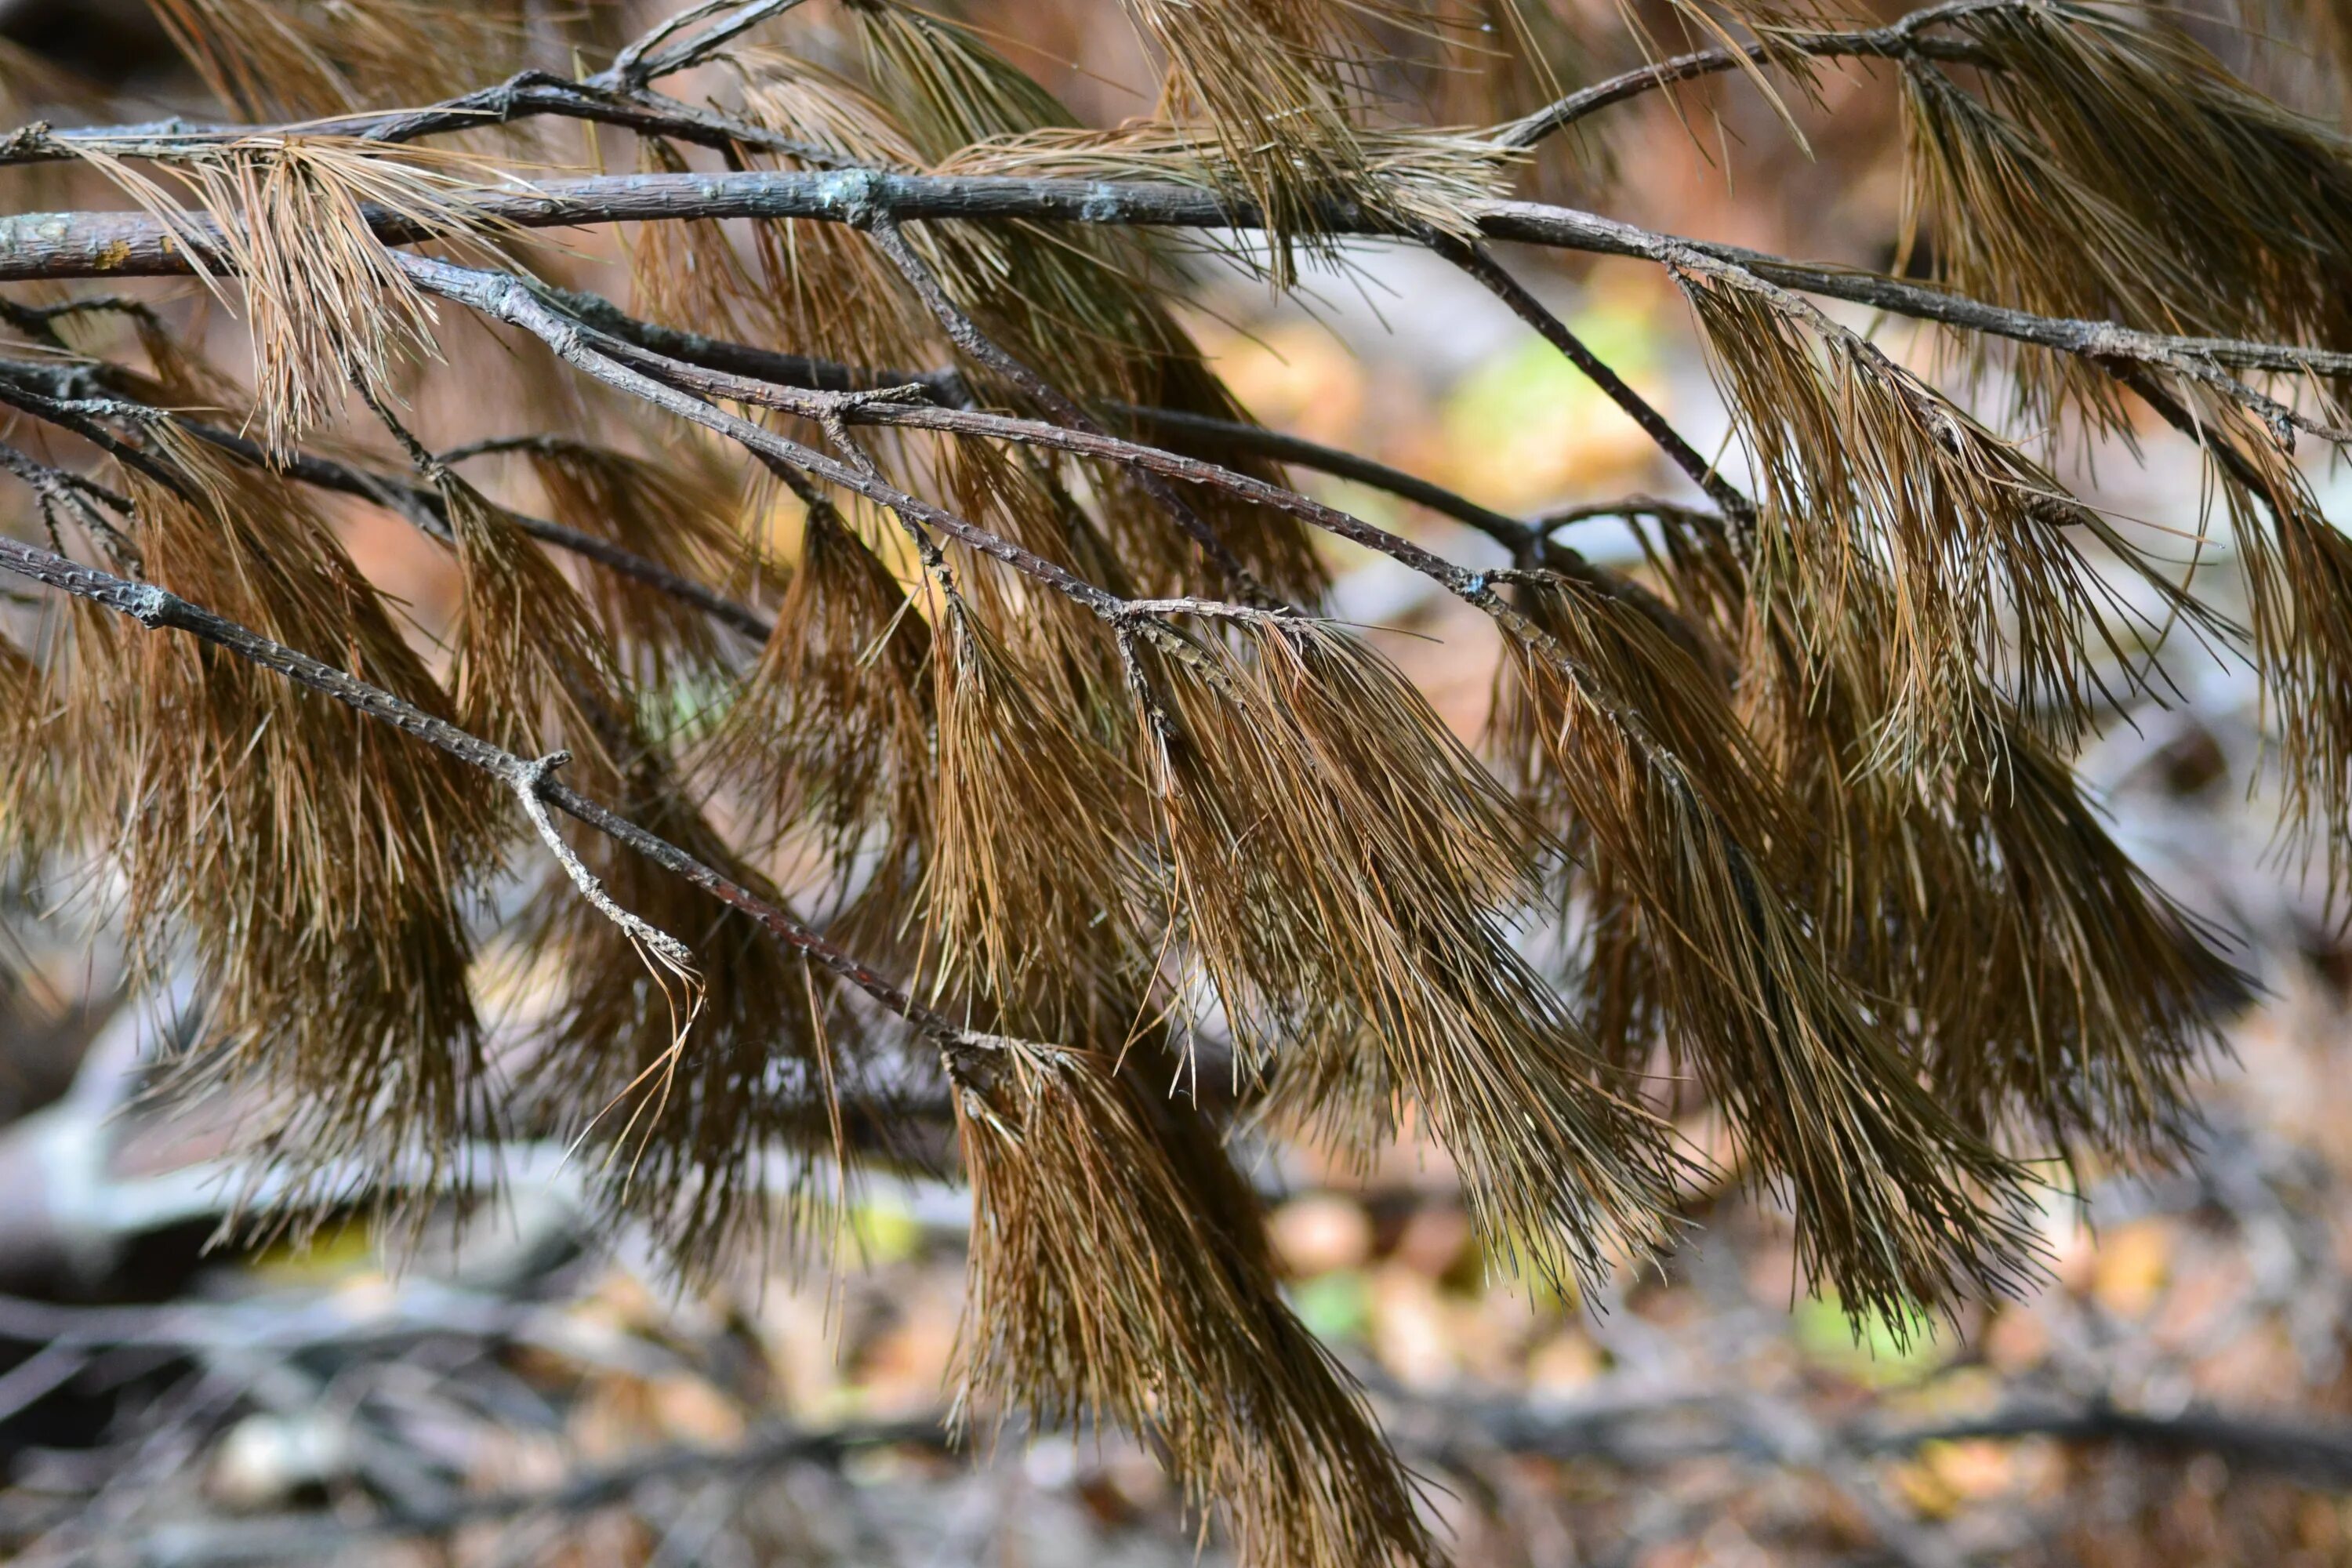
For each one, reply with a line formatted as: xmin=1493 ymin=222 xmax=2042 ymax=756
xmin=5 ymin=0 xmax=2350 ymax=1559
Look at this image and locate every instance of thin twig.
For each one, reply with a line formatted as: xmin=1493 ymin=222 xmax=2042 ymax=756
xmin=194 ymin=418 xmax=777 ymax=641
xmin=595 ymin=0 xmax=811 ymax=90
xmin=0 ymin=358 xmax=775 ymax=641
xmin=510 ymin=279 xmax=968 ymax=402
xmin=7 ymin=0 xmax=835 ymax=172
xmin=1438 ymin=237 xmax=1758 ymax=536
xmin=1530 ymin=495 xmax=1727 ymax=535
xmin=1494 ymin=0 xmax=2013 ymax=148
xmin=403 ymin=254 xmax=1140 ymax=625
xmin=1105 ymin=400 xmax=1537 ymax=553
xmin=524 ymin=268 xmax=1661 ymax=622
xmin=508 ymin=748 xmax=700 ymax=981
xmin=861 ymin=212 xmax=1274 ymax=603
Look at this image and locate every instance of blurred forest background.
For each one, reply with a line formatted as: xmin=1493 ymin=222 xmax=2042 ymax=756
xmin=5 ymin=2 xmax=2352 ymax=1564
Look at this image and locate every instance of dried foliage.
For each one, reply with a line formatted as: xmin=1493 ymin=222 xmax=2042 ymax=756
xmin=714 ymin=492 xmax=933 ymax=887
xmin=929 ymin=603 xmax=1151 ymax=1040
xmin=72 ymin=136 xmax=511 ymax=452
xmin=1132 ymin=619 xmax=1683 ymax=1290
xmin=1920 ymin=711 xmax=2248 ymax=1159
xmin=846 ymin=3 xmax=1332 ymax=599
xmin=9 ymin=0 xmax=2352 ymax=1556
xmin=1493 ymin=575 xmax=2044 ymax=1330
xmin=1900 ymin=2 xmax=2352 ymax=417
xmin=506 ymin=436 xmax=756 ymax=689
xmin=2164 ymin=376 xmax=2352 ymax=883
xmin=145 ymin=0 xmax=550 ymax=118
xmin=953 ymin=1039 xmax=1437 ymax=1568
xmin=0 ymin=625 xmax=54 ymax=876
xmin=1676 ymin=264 xmax=2194 ymax=768
xmin=437 ymin=468 xmax=626 ymax=771
xmin=514 ymin=751 xmax=855 ymax=1280
xmin=56 ymin=433 xmax=496 ymax=1219
xmin=1732 ymin=585 xmax=2246 ymax=1173
xmin=1113 ymin=0 xmax=1397 ymax=278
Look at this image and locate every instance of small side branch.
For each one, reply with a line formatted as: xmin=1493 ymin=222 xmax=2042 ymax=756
xmin=508 ymin=749 xmax=700 ymax=983
xmin=1494 ymin=0 xmax=2014 ymax=148
xmin=596 ymin=0 xmax=811 ymax=91
xmin=1107 ymin=401 xmax=1538 ymax=554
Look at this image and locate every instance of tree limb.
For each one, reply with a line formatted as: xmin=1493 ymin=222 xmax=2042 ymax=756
xmin=4 ymin=169 xmax=2342 ymax=388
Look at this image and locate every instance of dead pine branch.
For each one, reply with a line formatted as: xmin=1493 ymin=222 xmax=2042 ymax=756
xmin=3 ymin=0 xmax=2350 ymax=1560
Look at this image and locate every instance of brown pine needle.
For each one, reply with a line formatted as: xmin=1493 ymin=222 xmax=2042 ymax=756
xmin=953 ymin=1039 xmax=1439 ymax=1568
xmin=1132 ymin=617 xmax=1685 ymax=1290
xmin=71 ymin=136 xmax=518 ymax=454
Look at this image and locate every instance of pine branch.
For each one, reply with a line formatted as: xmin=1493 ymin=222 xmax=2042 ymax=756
xmin=330 ymin=269 xmax=1674 ymax=576
xmin=0 ymin=249 xmax=1646 ymax=659
xmin=434 ymin=242 xmax=2014 ymax=1298
xmin=520 ymin=276 xmax=968 ymax=403
xmin=597 ymin=0 xmax=810 ymax=91
xmin=205 ymin=421 xmax=776 ymax=643
xmin=6 ymin=168 xmax=2345 ymax=391
xmin=2 ymin=0 xmax=832 ymax=170
xmin=0 ymin=532 xmax=956 ymax=1048
xmin=367 ymin=275 xmax=1532 ymax=557
xmin=2 ymin=82 xmax=850 ymax=172
xmin=452 ymin=257 xmax=1649 ymax=603
xmin=408 ymin=252 xmax=1721 ymax=703
xmin=0 ymin=2 xmax=2314 ymax=1549
xmin=1103 ymin=402 xmax=1532 ymax=550
xmin=0 ymin=359 xmax=778 ymax=643
xmin=400 ymin=254 xmax=1200 ymax=631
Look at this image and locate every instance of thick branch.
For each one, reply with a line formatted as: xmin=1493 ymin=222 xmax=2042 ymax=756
xmin=5 ymin=169 xmax=2344 ymax=385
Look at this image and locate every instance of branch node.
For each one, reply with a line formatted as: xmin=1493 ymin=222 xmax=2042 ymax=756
xmin=822 ymin=168 xmax=887 ymax=230
xmin=122 ymin=582 xmax=176 ymax=628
